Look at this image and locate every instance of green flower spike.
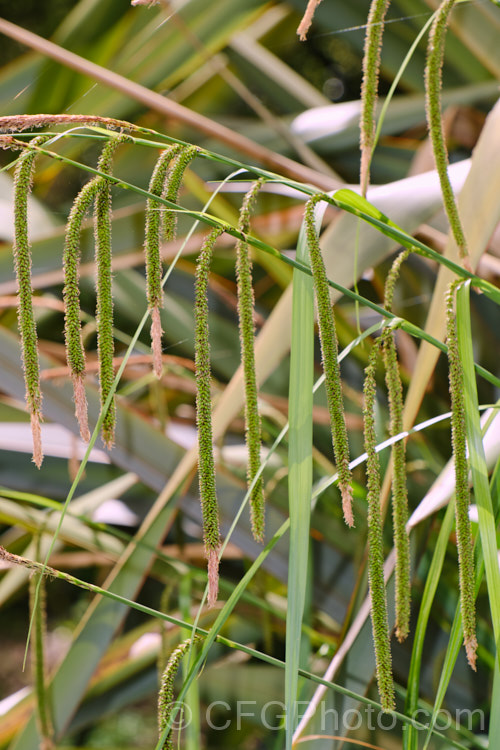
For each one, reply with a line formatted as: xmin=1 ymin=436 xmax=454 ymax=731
xmin=363 ymin=346 xmax=396 ymax=712
xmin=360 ymin=0 xmax=390 ymax=196
xmin=425 ymin=0 xmax=470 ymax=267
xmin=195 ymin=227 xmax=224 ymax=607
xmin=305 ymin=197 xmax=354 ymax=526
xmin=29 ymin=542 xmax=54 ymax=750
xmin=236 ymin=179 xmax=265 ymax=542
xmin=446 ymin=282 xmax=477 ymax=669
xmin=144 ymin=144 xmax=184 ymax=378
xmin=382 ymin=250 xmax=411 ymax=642
xmin=163 ymin=145 xmax=198 ymax=245
xmin=158 ymin=637 xmax=202 ymax=750
xmin=13 ymin=135 xmax=50 ymax=468
xmin=63 ymin=179 xmax=101 ymax=442
xmin=94 ymin=135 xmax=128 ymax=448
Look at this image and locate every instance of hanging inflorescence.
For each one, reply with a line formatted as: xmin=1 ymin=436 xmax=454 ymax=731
xmin=360 ymin=0 xmax=391 ymax=196
xmin=381 ymin=250 xmax=411 ymax=643
xmin=144 ymin=144 xmax=199 ymax=378
xmin=236 ymin=179 xmax=266 ymax=542
xmin=356 ymin=0 xmax=477 ymax=704
xmin=13 ymin=135 xmax=50 ymax=468
xmin=445 ymin=282 xmax=477 ymax=669
xmin=363 ymin=345 xmax=395 ymax=712
xmin=194 ymin=227 xmax=225 ymax=607
xmin=425 ymin=0 xmax=470 ymax=268
xmin=304 ymin=196 xmax=354 ymax=526
xmin=63 ymin=136 xmax=198 ymax=448
xmin=63 ymin=178 xmax=100 ymax=443
xmin=360 ymin=249 xmax=411 ymax=710
xmin=62 ymin=134 xmax=129 ymax=448
xmin=29 ymin=537 xmax=54 ymax=750
xmin=158 ymin=636 xmax=203 ymax=750
xmin=8 ymin=68 xmax=481 ymax=720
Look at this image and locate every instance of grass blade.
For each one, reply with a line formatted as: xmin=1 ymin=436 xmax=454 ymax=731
xmin=285 ymin=199 xmax=327 ymax=749
xmin=403 ymin=500 xmax=455 ymax=750
xmin=421 ymin=450 xmax=500 ymax=749
xmin=455 ymin=282 xmax=500 ymax=652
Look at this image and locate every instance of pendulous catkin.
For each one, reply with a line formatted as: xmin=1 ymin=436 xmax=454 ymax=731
xmin=13 ymin=135 xmax=50 ymax=468
xmin=360 ymin=0 xmax=390 ymax=196
xmin=94 ymin=135 xmax=129 ymax=448
xmin=382 ymin=250 xmax=411 ymax=642
xmin=63 ymin=179 xmax=101 ymax=442
xmin=425 ymin=0 xmax=469 ymax=266
xmin=236 ymin=179 xmax=266 ymax=542
xmin=194 ymin=227 xmax=224 ymax=607
xmin=29 ymin=543 xmax=54 ymax=750
xmin=363 ymin=346 xmax=396 ymax=712
xmin=144 ymin=144 xmax=196 ymax=378
xmin=158 ymin=637 xmax=202 ymax=749
xmin=305 ymin=196 xmax=354 ymax=526
xmin=445 ymin=282 xmax=477 ymax=669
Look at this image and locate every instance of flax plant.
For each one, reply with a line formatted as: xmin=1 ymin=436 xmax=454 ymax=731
xmin=445 ymin=282 xmax=477 ymax=669
xmin=363 ymin=346 xmax=396 ymax=712
xmin=305 ymin=197 xmax=353 ymax=526
xmin=194 ymin=227 xmax=225 ymax=607
xmin=236 ymin=179 xmax=265 ymax=542
xmin=12 ymin=135 xmax=50 ymax=468
xmin=425 ymin=0 xmax=470 ymax=266
xmin=382 ymin=250 xmax=411 ymax=642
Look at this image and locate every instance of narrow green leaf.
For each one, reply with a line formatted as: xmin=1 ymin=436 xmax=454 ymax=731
xmin=285 ymin=199 xmax=327 ymax=749
xmin=456 ymin=282 xmax=500 ymax=653
xmin=403 ymin=500 xmax=455 ymax=750
xmin=421 ymin=450 xmax=500 ymax=750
